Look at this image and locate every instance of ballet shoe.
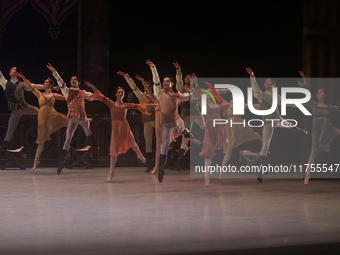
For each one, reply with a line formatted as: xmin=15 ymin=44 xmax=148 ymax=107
xmin=150 ymin=166 xmax=158 ymax=175
xmin=204 ymin=172 xmax=209 ymax=187
xmin=137 ymin=154 xmax=146 ymax=164
xmin=219 ymin=172 xmax=223 ymax=181
xmin=257 ymin=173 xmax=263 ymax=183
xmin=107 ymin=171 xmax=114 ymax=182
xmin=32 ymin=160 xmax=40 ymax=171
xmin=304 ymin=174 xmax=310 ymax=185
xmin=205 ymin=177 xmax=209 ymax=187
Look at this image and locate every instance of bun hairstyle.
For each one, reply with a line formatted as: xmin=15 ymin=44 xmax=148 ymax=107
xmin=46 ymin=77 xmax=55 ymax=86
xmin=115 ymin=86 xmax=125 ymax=94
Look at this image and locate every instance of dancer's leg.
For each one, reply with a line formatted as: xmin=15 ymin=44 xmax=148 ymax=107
xmin=304 ymin=152 xmax=317 ymax=185
xmin=219 ymin=151 xmax=232 ymax=180
xmin=107 ymin=156 xmax=117 ymax=182
xmin=180 ymin=116 xmax=191 ymax=150
xmin=131 ymin=144 xmax=146 ymax=164
xmin=3 ymin=109 xmax=23 ymax=143
xmin=58 ymin=117 xmax=79 ymax=174
xmin=151 ymin=112 xmax=162 ymax=174
xmin=204 ymin=157 xmax=212 ymax=187
xmin=158 ymin=122 xmax=176 ymax=182
xmin=63 ymin=117 xmax=79 ymax=150
xmin=143 ymin=121 xmax=154 ymax=172
xmin=260 ymin=122 xmax=275 ymax=156
xmin=33 ymin=144 xmax=44 ymax=170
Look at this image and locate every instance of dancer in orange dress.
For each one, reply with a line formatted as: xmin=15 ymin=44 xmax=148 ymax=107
xmin=85 ymin=82 xmax=154 ymax=182
xmin=17 ymin=73 xmax=69 ymax=170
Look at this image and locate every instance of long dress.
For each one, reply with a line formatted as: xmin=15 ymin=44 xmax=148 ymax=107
xmin=31 ymin=87 xmax=69 ymax=144
xmin=222 ymin=103 xmax=262 ymax=154
xmin=94 ymin=93 xmax=143 ymax=157
xmin=199 ymin=103 xmax=228 ymax=158
xmin=299 ymin=84 xmax=339 ymax=153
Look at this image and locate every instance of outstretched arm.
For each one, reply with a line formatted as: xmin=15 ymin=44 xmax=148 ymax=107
xmin=135 ymin=75 xmax=158 ymax=104
xmin=47 ymin=63 xmax=69 ymax=98
xmin=84 ymin=81 xmax=114 ymax=108
xmin=246 ymin=67 xmax=262 ymax=103
xmin=117 ymin=70 xmax=143 ymax=100
xmin=16 ymin=73 xmax=40 ymax=98
xmin=173 ymin=61 xmax=183 ymax=92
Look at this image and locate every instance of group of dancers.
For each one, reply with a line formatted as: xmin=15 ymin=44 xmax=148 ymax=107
xmin=0 ymin=62 xmax=339 ymax=186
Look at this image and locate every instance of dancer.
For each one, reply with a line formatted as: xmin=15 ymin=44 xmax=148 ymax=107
xmin=117 ymin=69 xmax=162 ymax=174
xmin=219 ymin=99 xmax=262 ymax=181
xmin=0 ymin=67 xmax=39 ymax=153
xmin=193 ymin=86 xmax=230 ymax=187
xmin=148 ymin=61 xmax=199 ymax=183
xmin=175 ymin=72 xmax=205 ymax=171
xmin=17 ymin=73 xmax=69 ymax=170
xmin=245 ymin=67 xmax=294 ymax=182
xmin=298 ymin=71 xmax=340 ymax=184
xmin=46 ymin=63 xmax=95 ymax=175
xmin=84 ymin=82 xmax=154 ymax=182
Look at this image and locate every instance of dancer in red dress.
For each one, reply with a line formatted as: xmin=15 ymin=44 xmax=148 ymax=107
xmin=85 ymin=82 xmax=155 ymax=182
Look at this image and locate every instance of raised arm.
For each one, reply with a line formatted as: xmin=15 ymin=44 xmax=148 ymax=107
xmin=135 ymin=75 xmax=158 ymax=103
xmin=246 ymin=67 xmax=262 ymax=103
xmin=47 ymin=63 xmax=69 ymax=98
xmin=0 ymin=70 xmax=8 ymax=90
xmin=173 ymin=61 xmax=183 ymax=92
xmin=146 ymin=60 xmax=161 ymax=100
xmin=117 ymin=70 xmax=143 ymax=100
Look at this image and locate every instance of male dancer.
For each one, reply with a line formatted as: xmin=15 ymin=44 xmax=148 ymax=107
xmin=0 ymin=67 xmax=39 ymax=153
xmin=117 ymin=69 xmax=161 ymax=173
xmin=46 ymin=63 xmax=94 ymax=175
xmin=148 ymin=61 xmax=199 ymax=182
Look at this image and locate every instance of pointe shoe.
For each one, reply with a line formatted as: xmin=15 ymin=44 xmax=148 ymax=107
xmin=107 ymin=171 xmax=114 ymax=182
xmin=219 ymin=171 xmax=223 ymax=181
xmin=32 ymin=160 xmax=40 ymax=171
xmin=150 ymin=166 xmax=158 ymax=175
xmin=137 ymin=154 xmax=146 ymax=164
xmin=204 ymin=172 xmax=209 ymax=187
xmin=205 ymin=177 xmax=209 ymax=187
xmin=304 ymin=174 xmax=310 ymax=185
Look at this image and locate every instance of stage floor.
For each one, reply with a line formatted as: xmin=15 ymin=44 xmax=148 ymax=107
xmin=1 ymin=167 xmax=340 ymax=255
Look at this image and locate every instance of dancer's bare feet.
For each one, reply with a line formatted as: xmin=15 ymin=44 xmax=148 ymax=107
xmin=32 ymin=160 xmax=40 ymax=171
xmin=107 ymin=171 xmax=114 ymax=182
xmin=137 ymin=154 xmax=146 ymax=164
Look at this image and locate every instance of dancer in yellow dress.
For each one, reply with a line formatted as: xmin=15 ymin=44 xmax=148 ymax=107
xmin=17 ymin=73 xmax=69 ymax=170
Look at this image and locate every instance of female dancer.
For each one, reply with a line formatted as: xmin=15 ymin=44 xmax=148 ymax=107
xmin=193 ymin=86 xmax=230 ymax=187
xmin=85 ymin=81 xmax=154 ymax=182
xmin=298 ymin=71 xmax=340 ymax=184
xmin=219 ymin=99 xmax=262 ymax=180
xmin=17 ymin=73 xmax=69 ymax=170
